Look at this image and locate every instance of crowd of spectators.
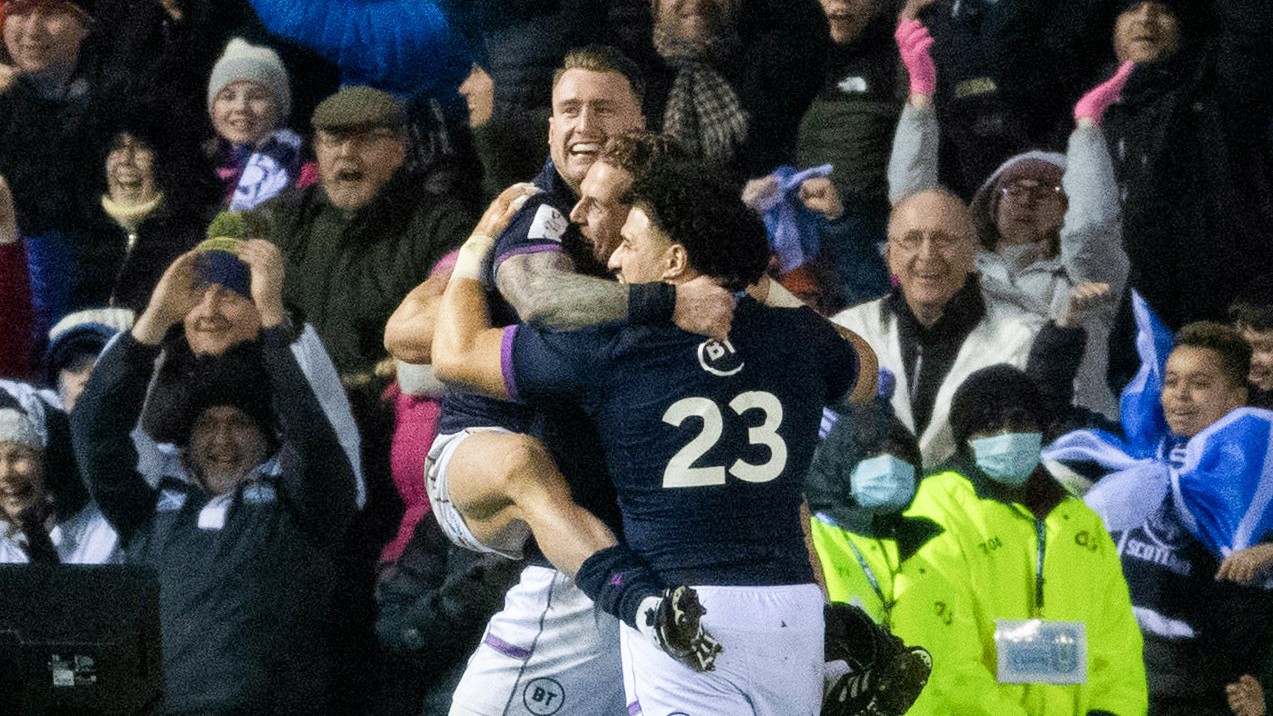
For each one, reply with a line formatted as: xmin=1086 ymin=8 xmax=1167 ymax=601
xmin=1 ymin=0 xmax=1272 ymax=714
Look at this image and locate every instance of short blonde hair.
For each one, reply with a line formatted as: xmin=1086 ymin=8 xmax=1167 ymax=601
xmin=551 ymin=45 xmax=645 ymax=105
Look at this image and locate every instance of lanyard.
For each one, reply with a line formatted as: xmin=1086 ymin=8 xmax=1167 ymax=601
xmin=845 ymin=536 xmax=897 ymax=628
xmin=1034 ymin=519 xmax=1047 ymax=618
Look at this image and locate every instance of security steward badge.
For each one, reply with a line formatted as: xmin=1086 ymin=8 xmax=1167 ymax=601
xmin=528 ymin=205 xmax=568 ymax=242
xmin=994 ymin=619 xmax=1087 ymax=685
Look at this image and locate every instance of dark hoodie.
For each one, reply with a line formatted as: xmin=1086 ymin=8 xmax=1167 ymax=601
xmin=1104 ymin=0 xmax=1273 ymax=329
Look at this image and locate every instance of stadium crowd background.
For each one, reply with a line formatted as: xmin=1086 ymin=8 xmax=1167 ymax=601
xmin=1 ymin=0 xmax=1272 ymax=714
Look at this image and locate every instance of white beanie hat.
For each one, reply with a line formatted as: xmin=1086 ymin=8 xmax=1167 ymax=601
xmin=0 ymin=409 xmax=41 ymax=451
xmin=207 ymin=38 xmax=292 ymax=123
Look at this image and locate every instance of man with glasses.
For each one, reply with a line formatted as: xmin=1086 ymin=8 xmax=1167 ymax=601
xmin=831 ymin=188 xmax=1084 ymax=467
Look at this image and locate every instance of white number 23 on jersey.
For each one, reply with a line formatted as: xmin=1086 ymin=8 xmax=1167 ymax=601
xmin=661 ymin=391 xmax=788 ymax=488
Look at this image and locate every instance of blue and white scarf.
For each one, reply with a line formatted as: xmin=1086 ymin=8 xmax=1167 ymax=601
xmin=756 ymin=164 xmax=832 ymax=274
xmin=228 ymin=130 xmax=303 ymax=211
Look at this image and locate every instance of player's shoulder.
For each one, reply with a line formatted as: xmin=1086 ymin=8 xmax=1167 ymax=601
xmin=495 ymin=164 xmax=575 ymax=245
xmin=742 ymin=298 xmax=844 ymax=345
xmin=498 ymin=194 xmax=570 ymax=243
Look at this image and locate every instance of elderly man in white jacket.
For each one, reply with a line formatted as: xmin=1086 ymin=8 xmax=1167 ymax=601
xmin=833 ymin=189 xmax=1088 ymax=468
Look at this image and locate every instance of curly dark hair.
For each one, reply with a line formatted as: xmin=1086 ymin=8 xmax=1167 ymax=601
xmin=1175 ymin=321 xmax=1252 ymax=389
xmin=598 ymin=131 xmax=689 ymax=190
xmin=1229 ymin=274 xmax=1273 ymax=331
xmin=627 ymin=160 xmax=771 ymax=291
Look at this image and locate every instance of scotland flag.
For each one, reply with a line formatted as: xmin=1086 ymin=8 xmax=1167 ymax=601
xmin=1044 ymin=293 xmax=1273 ymax=555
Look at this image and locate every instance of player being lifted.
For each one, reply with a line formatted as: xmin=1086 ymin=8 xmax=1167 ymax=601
xmin=432 ymin=158 xmax=913 ymax=714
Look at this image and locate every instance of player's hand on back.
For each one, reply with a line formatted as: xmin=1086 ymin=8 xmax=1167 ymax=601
xmin=457 ymin=184 xmax=540 ymax=282
xmin=673 ymin=276 xmax=734 ymax=342
xmin=475 ymin=182 xmax=540 ymax=239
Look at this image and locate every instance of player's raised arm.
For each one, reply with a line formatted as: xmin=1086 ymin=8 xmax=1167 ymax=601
xmin=839 ymin=326 xmax=879 ymax=405
xmin=432 ymin=186 xmax=535 ymax=399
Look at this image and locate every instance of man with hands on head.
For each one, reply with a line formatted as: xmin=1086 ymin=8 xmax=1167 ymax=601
xmin=71 ymin=240 xmax=358 ymax=714
xmin=134 ymin=212 xmax=363 ymax=508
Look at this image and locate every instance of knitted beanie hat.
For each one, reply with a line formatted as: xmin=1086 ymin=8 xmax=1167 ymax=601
xmin=986 ymin=154 xmax=1066 ymax=220
xmin=0 ymin=391 xmax=41 ymax=451
xmin=43 ymin=307 xmax=134 ymax=384
xmin=949 ymin=365 xmax=1047 ymax=450
xmin=1112 ymin=0 xmax=1203 ymax=26
xmin=193 ymin=238 xmax=250 ymax=299
xmin=194 ymin=211 xmax=271 ymax=299
xmin=207 ymin=38 xmax=291 ymax=123
xmin=0 ymin=410 xmax=39 ymax=450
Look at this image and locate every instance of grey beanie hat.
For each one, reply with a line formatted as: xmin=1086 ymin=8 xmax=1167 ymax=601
xmin=207 ymin=38 xmax=292 ymax=124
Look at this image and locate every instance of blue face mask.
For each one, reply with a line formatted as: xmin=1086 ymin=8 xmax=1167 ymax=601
xmin=850 ymin=454 xmax=917 ymax=511
xmin=970 ymin=432 xmax=1042 ymax=487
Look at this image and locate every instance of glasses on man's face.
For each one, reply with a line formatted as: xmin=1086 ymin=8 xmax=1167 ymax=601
xmin=998 ymin=182 xmax=1064 ymax=202
xmin=890 ymin=230 xmax=963 ymax=252
xmin=316 ymin=128 xmax=400 ymax=150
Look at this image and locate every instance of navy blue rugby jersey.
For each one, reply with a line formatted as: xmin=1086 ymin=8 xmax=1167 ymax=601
xmin=506 ymin=296 xmax=859 ymax=586
xmin=437 ymin=160 xmax=622 ymax=543
xmin=439 ymin=160 xmax=578 ymax=436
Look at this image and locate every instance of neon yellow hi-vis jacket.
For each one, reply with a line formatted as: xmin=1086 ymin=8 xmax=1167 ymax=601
xmin=899 ymin=470 xmax=1148 ymax=716
xmin=809 ymin=511 xmax=944 ymax=627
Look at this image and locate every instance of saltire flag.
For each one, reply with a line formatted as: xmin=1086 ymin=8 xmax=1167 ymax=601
xmin=1043 ymin=292 xmax=1273 ymax=554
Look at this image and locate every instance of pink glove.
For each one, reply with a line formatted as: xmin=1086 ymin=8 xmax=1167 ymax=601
xmin=1074 ymin=61 xmax=1134 ymax=125
xmin=894 ymin=19 xmax=936 ymax=97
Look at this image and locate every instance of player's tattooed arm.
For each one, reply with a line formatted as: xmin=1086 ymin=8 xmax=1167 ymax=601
xmin=497 ymin=252 xmax=736 ymax=339
xmin=496 ymin=251 xmax=628 ymax=329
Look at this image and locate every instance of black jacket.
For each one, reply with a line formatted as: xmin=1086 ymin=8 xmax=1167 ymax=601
xmin=80 ymin=199 xmax=212 ymax=313
xmin=72 ymin=328 xmax=357 ymax=714
xmin=1104 ymin=0 xmax=1273 ymax=328
xmin=257 ymin=171 xmax=471 ymax=376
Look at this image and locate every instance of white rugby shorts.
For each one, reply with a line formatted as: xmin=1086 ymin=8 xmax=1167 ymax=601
xmin=449 ymin=565 xmax=625 ymax=715
xmin=621 ymin=583 xmax=824 ymax=716
xmin=425 ymin=428 xmax=524 ymax=560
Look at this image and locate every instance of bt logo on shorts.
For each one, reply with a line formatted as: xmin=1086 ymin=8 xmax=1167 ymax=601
xmin=697 ymin=339 xmax=744 ymax=377
xmin=522 ymin=676 xmax=565 ymax=715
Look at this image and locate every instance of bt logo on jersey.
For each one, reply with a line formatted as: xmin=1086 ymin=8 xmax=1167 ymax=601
xmin=522 ymin=677 xmax=565 ymax=714
xmin=698 ymin=339 xmax=744 ymax=377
